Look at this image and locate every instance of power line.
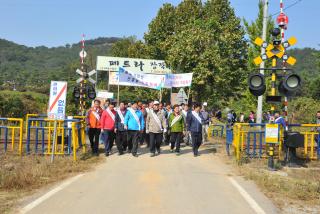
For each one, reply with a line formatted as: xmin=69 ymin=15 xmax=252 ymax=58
xmin=268 ymin=0 xmax=303 ymax=17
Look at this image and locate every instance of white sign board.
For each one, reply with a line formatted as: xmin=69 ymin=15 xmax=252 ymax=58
xmin=265 ymin=124 xmax=279 ymax=144
xmin=96 ymin=90 xmax=114 ymax=99
xmin=164 ymin=73 xmax=193 ymax=88
xmin=48 ymin=81 xmax=67 ymax=120
xmin=109 ymin=68 xmax=164 ymax=90
xmin=109 ymin=68 xmax=193 ymax=89
xmin=96 ymin=56 xmax=172 ymax=74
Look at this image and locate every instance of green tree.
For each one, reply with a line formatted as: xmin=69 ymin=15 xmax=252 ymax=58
xmin=164 ymin=0 xmax=247 ymax=103
xmin=230 ymin=0 xmax=275 ymax=113
xmin=144 ymin=3 xmax=176 ymax=59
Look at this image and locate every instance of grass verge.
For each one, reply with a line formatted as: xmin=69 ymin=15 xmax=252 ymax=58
xmin=210 ymin=137 xmax=320 ymax=214
xmin=0 ymin=153 xmax=103 ymax=214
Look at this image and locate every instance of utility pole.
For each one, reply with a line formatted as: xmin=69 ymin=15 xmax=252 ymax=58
xmin=257 ymin=0 xmax=269 ymax=124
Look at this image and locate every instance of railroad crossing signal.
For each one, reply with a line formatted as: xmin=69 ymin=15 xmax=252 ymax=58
xmin=249 ymin=28 xmax=301 ymax=100
xmin=253 ymin=36 xmax=297 ymax=66
xmin=76 ymin=68 xmax=96 ymax=84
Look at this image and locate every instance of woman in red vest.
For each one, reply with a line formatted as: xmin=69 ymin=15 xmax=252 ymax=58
xmin=86 ymin=99 xmax=103 ymax=156
xmin=100 ymin=101 xmax=117 ymax=156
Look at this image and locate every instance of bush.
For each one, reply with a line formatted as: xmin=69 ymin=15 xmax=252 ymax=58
xmin=288 ymin=97 xmax=320 ymax=124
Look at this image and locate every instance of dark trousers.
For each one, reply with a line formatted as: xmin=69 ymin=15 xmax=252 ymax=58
xmin=164 ymin=131 xmax=170 ymax=145
xmin=116 ymin=131 xmax=127 ymax=154
xmin=139 ymin=129 xmax=145 ymax=145
xmin=88 ymin=128 xmax=101 ymax=154
xmin=127 ymin=130 xmax=140 ymax=155
xmin=149 ymin=132 xmax=163 ymax=154
xmin=191 ymin=132 xmax=202 ymax=155
xmin=146 ymin=133 xmax=150 ymax=147
xmin=103 ymin=130 xmax=115 ymax=154
xmin=170 ymin=132 xmax=182 ymax=152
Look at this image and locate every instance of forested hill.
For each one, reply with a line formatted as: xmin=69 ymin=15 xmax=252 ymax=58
xmin=287 ymin=48 xmax=319 ymax=78
xmin=0 ymin=37 xmax=319 ymax=97
xmin=0 ymin=37 xmax=120 ymax=93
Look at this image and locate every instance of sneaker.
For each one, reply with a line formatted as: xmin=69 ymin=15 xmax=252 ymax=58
xmin=176 ymin=151 xmax=180 ymax=156
xmin=105 ymin=152 xmax=109 ymax=157
xmin=150 ymin=153 xmax=155 ymax=157
xmin=132 ymin=153 xmax=138 ymax=157
xmin=156 ymin=150 xmax=161 ymax=155
xmin=170 ymin=149 xmax=174 ymax=153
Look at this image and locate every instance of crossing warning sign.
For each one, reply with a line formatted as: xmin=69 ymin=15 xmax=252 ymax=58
xmin=48 ymin=81 xmax=68 ymax=120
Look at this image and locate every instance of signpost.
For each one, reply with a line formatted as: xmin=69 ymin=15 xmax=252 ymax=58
xmin=48 ymin=81 xmax=67 ymax=163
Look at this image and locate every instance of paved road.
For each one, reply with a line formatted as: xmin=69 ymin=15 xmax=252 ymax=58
xmin=21 ymin=144 xmax=278 ymax=214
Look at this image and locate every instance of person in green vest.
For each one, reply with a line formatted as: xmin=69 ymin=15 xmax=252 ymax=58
xmin=168 ymin=104 xmax=185 ymax=154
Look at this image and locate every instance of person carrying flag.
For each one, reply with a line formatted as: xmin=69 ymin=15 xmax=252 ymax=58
xmin=124 ymin=101 xmax=145 ymax=157
xmin=101 ymin=101 xmax=117 ymax=156
xmin=168 ymin=104 xmax=184 ymax=154
xmin=115 ymin=102 xmax=127 ymax=155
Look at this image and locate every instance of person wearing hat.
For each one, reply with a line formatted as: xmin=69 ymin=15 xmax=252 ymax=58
xmin=186 ymin=102 xmax=204 ymax=157
xmin=124 ymin=101 xmax=145 ymax=157
xmin=100 ymin=101 xmax=117 ymax=156
xmin=146 ymin=101 xmax=167 ymax=157
xmin=168 ymin=104 xmax=184 ymax=154
xmin=114 ymin=102 xmax=127 ymax=155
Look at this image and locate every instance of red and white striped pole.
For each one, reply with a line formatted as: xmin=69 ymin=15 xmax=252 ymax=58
xmin=79 ymin=34 xmax=86 ymax=115
xmin=279 ymin=0 xmax=289 ymax=130
xmin=81 ymin=34 xmax=85 ymax=65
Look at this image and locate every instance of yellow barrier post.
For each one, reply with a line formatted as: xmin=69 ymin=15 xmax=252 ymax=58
xmin=72 ymin=122 xmax=77 ymax=161
xmin=19 ymin=119 xmax=23 ymax=155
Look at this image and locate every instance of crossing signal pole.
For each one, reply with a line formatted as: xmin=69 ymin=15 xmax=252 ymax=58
xmin=248 ymin=1 xmax=301 ymax=169
xmin=257 ymin=0 xmax=269 ymax=124
xmin=74 ymin=34 xmax=97 ymax=116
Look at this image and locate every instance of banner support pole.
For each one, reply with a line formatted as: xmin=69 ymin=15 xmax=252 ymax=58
xmin=107 ymin=70 xmax=110 ymax=91
xmin=117 ymin=80 xmax=120 ymax=107
xmin=187 ymin=86 xmax=191 ymax=104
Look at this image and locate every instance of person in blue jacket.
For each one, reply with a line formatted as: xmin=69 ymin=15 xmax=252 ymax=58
xmin=186 ymin=102 xmax=204 ymax=157
xmin=274 ymin=111 xmax=286 ymax=129
xmin=124 ymin=101 xmax=145 ymax=157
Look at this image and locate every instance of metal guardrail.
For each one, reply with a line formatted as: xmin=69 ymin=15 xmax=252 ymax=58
xmin=210 ymin=124 xmax=224 ymax=137
xmin=0 ymin=117 xmax=23 ymax=154
xmin=229 ymin=123 xmax=320 ymax=162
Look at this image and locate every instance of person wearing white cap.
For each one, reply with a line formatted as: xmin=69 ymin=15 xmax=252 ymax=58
xmin=146 ymin=101 xmax=167 ymax=157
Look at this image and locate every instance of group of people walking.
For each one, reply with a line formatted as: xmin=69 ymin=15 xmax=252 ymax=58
xmin=86 ymin=99 xmax=208 ymax=157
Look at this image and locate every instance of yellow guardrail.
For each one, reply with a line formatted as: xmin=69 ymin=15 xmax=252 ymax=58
xmin=232 ymin=123 xmax=320 ymax=162
xmin=26 ymin=117 xmax=86 ymax=161
xmin=288 ymin=124 xmax=320 ymax=160
xmin=0 ymin=117 xmax=23 ymax=154
xmin=233 ymin=123 xmax=284 ymax=161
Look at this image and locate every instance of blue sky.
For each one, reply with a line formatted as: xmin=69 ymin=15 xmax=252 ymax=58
xmin=0 ymin=0 xmax=318 ymax=49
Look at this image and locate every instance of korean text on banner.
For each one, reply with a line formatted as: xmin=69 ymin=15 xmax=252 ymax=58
xmin=164 ymin=73 xmax=193 ymax=88
xmin=109 ymin=68 xmax=164 ymax=90
xmin=96 ymin=56 xmax=171 ymax=74
xmin=48 ymin=81 xmax=68 ymax=120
